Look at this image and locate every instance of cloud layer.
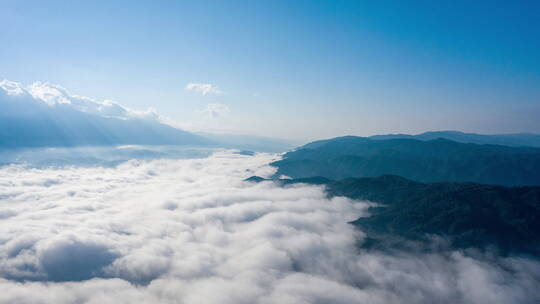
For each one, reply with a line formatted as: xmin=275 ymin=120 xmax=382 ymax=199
xmin=0 ymin=151 xmax=538 ymax=303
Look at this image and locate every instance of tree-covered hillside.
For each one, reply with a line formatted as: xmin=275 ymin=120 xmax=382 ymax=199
xmin=247 ymin=175 xmax=540 ymax=255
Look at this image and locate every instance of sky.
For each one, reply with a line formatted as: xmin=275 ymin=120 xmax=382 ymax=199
xmin=1 ymin=0 xmax=539 ymax=141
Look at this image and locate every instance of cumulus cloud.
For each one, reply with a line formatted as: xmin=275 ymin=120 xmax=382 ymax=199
xmin=185 ymin=83 xmax=223 ymax=95
xmin=0 ymin=151 xmax=538 ymax=303
xmin=198 ymin=103 xmax=231 ymax=119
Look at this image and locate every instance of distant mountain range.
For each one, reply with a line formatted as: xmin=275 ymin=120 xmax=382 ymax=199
xmin=0 ymin=80 xmax=213 ymax=148
xmin=272 ymin=136 xmax=540 ymax=186
xmin=247 ymin=175 xmax=540 ymax=255
xmin=0 ymin=108 xmax=212 ymax=147
xmin=0 ymin=80 xmax=296 ymax=152
xmin=370 ymin=130 xmax=540 ymax=147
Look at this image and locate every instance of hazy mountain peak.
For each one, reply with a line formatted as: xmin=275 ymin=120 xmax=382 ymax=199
xmin=0 ymin=80 xmax=209 ymax=147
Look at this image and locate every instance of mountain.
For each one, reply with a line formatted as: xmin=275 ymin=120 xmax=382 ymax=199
xmin=247 ymin=175 xmax=540 ymax=255
xmin=0 ymin=80 xmax=211 ymax=147
xmin=371 ymin=130 xmax=540 ymax=147
xmin=271 ymin=136 xmax=540 ymax=186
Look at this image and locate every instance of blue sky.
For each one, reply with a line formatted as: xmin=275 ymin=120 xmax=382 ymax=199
xmin=1 ymin=0 xmax=539 ymax=140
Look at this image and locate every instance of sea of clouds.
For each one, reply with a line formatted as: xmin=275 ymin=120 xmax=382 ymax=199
xmin=0 ymin=150 xmax=539 ymax=304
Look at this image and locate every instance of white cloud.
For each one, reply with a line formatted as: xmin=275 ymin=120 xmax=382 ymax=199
xmin=0 ymin=150 xmax=538 ymax=303
xmin=26 ymin=82 xmax=72 ymax=105
xmin=0 ymin=80 xmax=159 ymax=121
xmin=185 ymin=83 xmax=223 ymax=96
xmin=198 ymin=103 xmax=230 ymax=119
xmin=0 ymin=80 xmax=25 ymax=96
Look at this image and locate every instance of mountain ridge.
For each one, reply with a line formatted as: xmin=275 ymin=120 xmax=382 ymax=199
xmin=272 ymin=136 xmax=540 ymax=186
xmin=370 ymin=130 xmax=540 ymax=147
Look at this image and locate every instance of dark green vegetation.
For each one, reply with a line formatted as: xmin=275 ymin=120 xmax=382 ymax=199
xmin=272 ymin=136 xmax=540 ymax=186
xmin=329 ymin=176 xmax=540 ymax=255
xmin=247 ymin=175 xmax=540 ymax=255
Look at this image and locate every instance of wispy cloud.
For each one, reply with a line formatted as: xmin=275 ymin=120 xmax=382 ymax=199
xmin=185 ymin=83 xmax=223 ymax=96
xmin=198 ymin=103 xmax=230 ymax=119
